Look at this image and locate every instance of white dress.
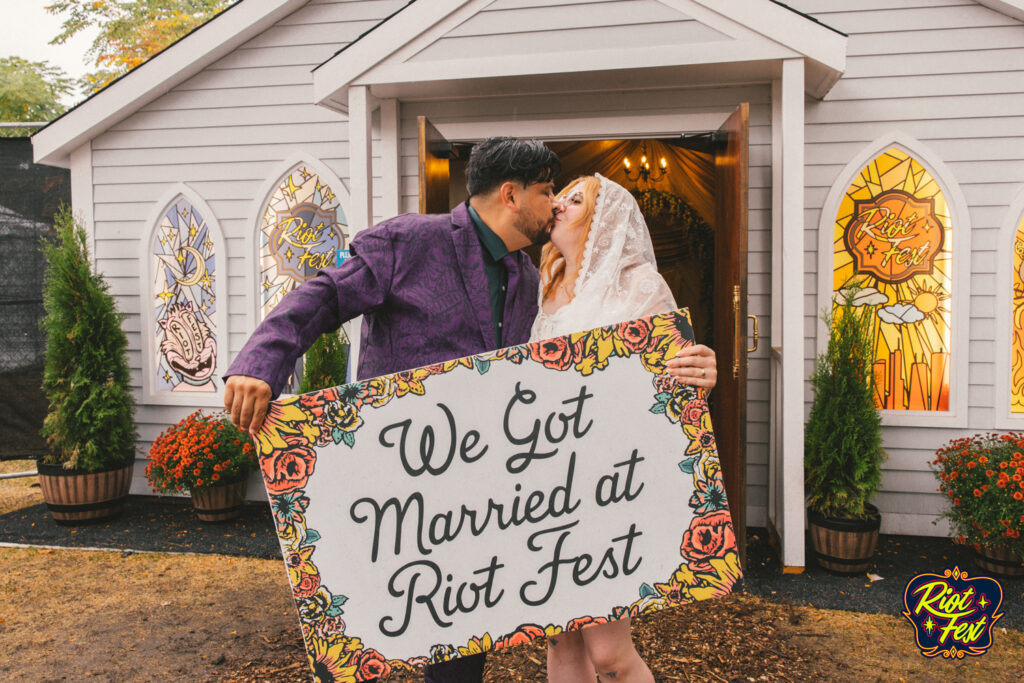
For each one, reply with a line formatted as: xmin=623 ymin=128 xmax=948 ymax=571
xmin=530 ymin=174 xmax=676 ymax=341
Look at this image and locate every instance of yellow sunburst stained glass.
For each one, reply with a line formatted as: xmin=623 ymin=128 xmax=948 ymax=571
xmin=833 ymin=148 xmax=952 ymax=412
xmin=1013 ymin=215 xmax=1024 ymax=413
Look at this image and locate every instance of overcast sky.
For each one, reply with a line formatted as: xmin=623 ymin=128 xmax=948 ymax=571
xmin=1 ymin=2 xmax=99 ymax=105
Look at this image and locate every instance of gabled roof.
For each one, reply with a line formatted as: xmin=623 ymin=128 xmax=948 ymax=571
xmin=33 ymin=0 xmax=309 ymax=168
xmin=311 ymin=0 xmax=849 ymax=112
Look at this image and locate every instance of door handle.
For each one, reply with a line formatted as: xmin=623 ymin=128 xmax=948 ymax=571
xmin=748 ymin=314 xmax=759 ymax=354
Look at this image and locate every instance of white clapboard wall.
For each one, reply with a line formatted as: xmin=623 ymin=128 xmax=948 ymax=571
xmin=78 ymin=0 xmax=1024 ymax=538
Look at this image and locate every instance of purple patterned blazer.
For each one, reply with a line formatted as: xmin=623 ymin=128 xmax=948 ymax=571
xmin=225 ymin=202 xmax=540 ymax=397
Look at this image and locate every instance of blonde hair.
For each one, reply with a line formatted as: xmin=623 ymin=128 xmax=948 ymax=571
xmin=540 ymin=176 xmax=601 ymax=302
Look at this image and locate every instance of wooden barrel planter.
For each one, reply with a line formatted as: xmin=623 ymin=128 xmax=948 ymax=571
xmin=190 ymin=480 xmax=247 ymax=523
xmin=973 ymin=545 xmax=1024 ymax=579
xmin=37 ymin=461 xmax=133 ymax=526
xmin=807 ymin=504 xmax=881 ymax=575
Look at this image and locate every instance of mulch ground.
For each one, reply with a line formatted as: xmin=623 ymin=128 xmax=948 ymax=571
xmin=213 ymin=593 xmax=832 ymax=683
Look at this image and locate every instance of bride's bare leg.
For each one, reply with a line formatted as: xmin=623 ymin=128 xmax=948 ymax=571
xmin=547 ymin=630 xmax=595 ymax=683
xmin=581 ymin=619 xmax=653 ymax=683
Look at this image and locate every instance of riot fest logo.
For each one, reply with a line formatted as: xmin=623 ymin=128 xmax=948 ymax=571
xmin=903 ymin=566 xmax=1003 ymax=658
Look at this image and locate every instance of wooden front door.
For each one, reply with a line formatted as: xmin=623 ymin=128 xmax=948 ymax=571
xmin=712 ymin=103 xmax=750 ymax=565
xmin=418 ymin=116 xmax=451 ymax=214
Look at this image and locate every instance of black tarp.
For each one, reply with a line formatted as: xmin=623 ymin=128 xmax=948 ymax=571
xmin=0 ymin=138 xmax=69 ymax=459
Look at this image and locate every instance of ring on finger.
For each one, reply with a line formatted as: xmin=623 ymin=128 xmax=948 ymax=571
xmin=701 ymin=368 xmax=706 ymax=378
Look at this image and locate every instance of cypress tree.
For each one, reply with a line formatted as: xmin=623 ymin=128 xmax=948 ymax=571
xmin=804 ymin=287 xmax=886 ymax=519
xmin=39 ymin=208 xmax=136 ymax=471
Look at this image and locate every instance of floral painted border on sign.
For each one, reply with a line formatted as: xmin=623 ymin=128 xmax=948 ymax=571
xmin=257 ymin=310 xmax=741 ymax=681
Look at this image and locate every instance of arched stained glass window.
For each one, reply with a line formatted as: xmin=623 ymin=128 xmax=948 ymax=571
xmin=151 ymin=197 xmax=218 ymax=393
xmin=260 ymin=165 xmax=348 ymax=319
xmin=832 ymin=148 xmax=953 ymax=412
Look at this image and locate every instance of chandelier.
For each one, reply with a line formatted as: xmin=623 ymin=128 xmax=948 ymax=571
xmin=623 ymin=142 xmax=668 ymax=184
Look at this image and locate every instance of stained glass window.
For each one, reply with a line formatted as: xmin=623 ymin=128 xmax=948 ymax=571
xmin=1013 ymin=215 xmax=1024 ymax=413
xmin=260 ymin=165 xmax=348 ymax=319
xmin=152 ymin=197 xmax=218 ymax=393
xmin=832 ymin=148 xmax=952 ymax=412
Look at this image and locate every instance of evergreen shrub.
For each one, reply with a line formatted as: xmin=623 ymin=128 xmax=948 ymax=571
xmin=298 ymin=330 xmax=349 ymax=394
xmin=39 ymin=208 xmax=137 ymax=471
xmin=804 ymin=286 xmax=886 ymax=519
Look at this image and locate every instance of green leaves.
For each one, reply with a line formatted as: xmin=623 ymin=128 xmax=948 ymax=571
xmin=40 ymin=207 xmax=136 ymax=471
xmin=804 ymin=287 xmax=885 ymax=519
xmin=298 ymin=331 xmax=349 ymax=394
xmin=0 ymin=57 xmax=72 ymax=136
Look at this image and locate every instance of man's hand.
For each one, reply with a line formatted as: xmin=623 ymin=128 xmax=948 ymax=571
xmin=224 ymin=375 xmax=273 ymax=436
xmin=666 ymin=344 xmax=717 ymax=391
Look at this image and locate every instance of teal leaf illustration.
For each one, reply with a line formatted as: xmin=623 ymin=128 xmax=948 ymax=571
xmin=304 ymin=529 xmax=321 ymax=545
xmin=650 ymin=403 xmax=667 ymax=414
xmin=342 ymin=431 xmax=355 ymax=448
xmin=474 ymin=358 xmax=491 ymax=375
xmin=678 ymin=457 xmax=697 ymax=474
xmin=332 ymin=427 xmax=345 ymax=445
xmin=639 ymin=583 xmax=657 ymax=599
xmin=326 ymin=594 xmax=348 ymax=616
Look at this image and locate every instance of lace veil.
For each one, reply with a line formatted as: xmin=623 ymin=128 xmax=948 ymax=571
xmin=530 ymin=174 xmax=676 ymax=341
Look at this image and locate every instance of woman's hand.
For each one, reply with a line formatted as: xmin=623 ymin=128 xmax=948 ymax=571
xmin=666 ymin=344 xmax=717 ymax=390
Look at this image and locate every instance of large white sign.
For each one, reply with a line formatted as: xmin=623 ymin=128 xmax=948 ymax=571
xmin=257 ymin=310 xmax=740 ymax=681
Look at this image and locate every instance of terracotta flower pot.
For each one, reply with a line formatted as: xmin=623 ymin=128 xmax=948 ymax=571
xmin=190 ymin=479 xmax=247 ymax=523
xmin=973 ymin=544 xmax=1024 ymax=579
xmin=37 ymin=461 xmax=133 ymax=526
xmin=807 ymin=503 xmax=881 ymax=575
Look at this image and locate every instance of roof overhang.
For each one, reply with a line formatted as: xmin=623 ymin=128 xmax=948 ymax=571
xmin=32 ymin=0 xmax=309 ymax=168
xmin=977 ymin=0 xmax=1024 ymax=22
xmin=313 ymin=0 xmax=847 ymax=114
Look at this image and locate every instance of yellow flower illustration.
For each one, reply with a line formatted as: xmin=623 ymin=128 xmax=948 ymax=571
xmin=458 ymin=633 xmax=493 ymax=657
xmin=306 ymin=632 xmax=360 ymax=683
xmin=393 ymin=367 xmax=434 ymax=397
xmin=256 ymin=400 xmax=319 ymax=454
xmin=683 ymin=412 xmax=716 ymax=456
xmin=689 ymin=551 xmax=743 ymax=601
xmin=442 ymin=357 xmax=474 ymax=372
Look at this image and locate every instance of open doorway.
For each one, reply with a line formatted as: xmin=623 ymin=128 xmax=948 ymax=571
xmin=420 ymin=113 xmax=749 ymax=562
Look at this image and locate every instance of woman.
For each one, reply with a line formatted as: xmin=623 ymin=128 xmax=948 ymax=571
xmin=532 ymin=174 xmax=717 ymax=683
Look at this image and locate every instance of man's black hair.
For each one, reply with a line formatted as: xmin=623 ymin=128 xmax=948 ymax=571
xmin=465 ymin=137 xmax=561 ymax=197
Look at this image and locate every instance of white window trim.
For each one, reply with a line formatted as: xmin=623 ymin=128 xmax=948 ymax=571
xmin=994 ymin=184 xmax=1024 ymax=429
xmin=815 ymin=132 xmax=972 ymax=428
xmin=140 ymin=184 xmax=227 ymax=407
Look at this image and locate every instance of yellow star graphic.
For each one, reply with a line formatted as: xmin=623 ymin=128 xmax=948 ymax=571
xmin=299 ymin=167 xmax=311 ymax=180
xmin=157 ymin=290 xmax=175 ymax=304
xmin=285 ymin=247 xmax=293 ymax=260
xmin=286 ymin=175 xmax=301 ymax=200
xmin=204 ymin=239 xmax=213 ymax=250
xmin=978 ymin=594 xmax=989 ymax=609
xmin=262 ymin=279 xmax=271 ymax=292
xmin=923 ymin=616 xmax=936 ymax=634
xmin=176 ymin=251 xmax=185 ymax=264
xmin=189 ymin=226 xmax=197 ymax=238
xmin=200 ymin=274 xmax=212 ymax=289
xmin=164 ymin=372 xmax=173 ymax=381
xmin=200 ymin=302 xmax=208 ymax=313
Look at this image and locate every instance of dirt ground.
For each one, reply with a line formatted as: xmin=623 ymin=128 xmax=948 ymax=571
xmin=2 ymin=463 xmax=1024 ymax=682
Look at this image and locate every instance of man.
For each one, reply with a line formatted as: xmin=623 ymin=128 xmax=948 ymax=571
xmin=226 ymin=136 xmax=561 ymax=683
xmin=225 ymin=137 xmax=717 ymax=682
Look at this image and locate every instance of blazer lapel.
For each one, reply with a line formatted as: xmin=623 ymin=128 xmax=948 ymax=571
xmin=450 ymin=203 xmax=496 ymax=349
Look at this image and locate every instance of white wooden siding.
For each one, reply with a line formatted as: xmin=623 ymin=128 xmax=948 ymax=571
xmin=792 ymin=0 xmax=1024 ymax=535
xmin=88 ymin=0 xmax=407 ymax=494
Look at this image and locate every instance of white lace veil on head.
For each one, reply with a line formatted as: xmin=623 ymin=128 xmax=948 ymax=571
xmin=532 ymin=173 xmax=677 ymax=339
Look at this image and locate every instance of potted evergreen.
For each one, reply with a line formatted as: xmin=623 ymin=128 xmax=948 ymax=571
xmin=37 ymin=208 xmax=137 ymax=524
xmin=298 ymin=330 xmax=349 ymax=393
xmin=805 ymin=285 xmax=886 ymax=573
